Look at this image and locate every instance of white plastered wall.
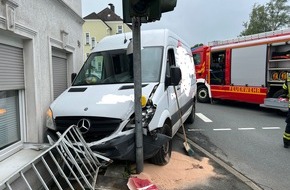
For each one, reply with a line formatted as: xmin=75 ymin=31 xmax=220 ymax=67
xmin=0 ymin=0 xmax=84 ymax=145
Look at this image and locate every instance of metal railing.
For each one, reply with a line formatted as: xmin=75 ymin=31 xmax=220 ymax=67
xmin=1 ymin=125 xmax=112 ymax=190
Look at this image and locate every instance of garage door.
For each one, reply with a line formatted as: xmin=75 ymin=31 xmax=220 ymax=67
xmin=52 ymin=50 xmax=68 ymax=99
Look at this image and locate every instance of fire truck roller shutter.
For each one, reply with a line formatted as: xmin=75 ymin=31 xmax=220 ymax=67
xmin=231 ymin=45 xmax=267 ymax=86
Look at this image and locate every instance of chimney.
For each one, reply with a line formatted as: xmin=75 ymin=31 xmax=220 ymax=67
xmin=108 ymin=3 xmax=115 ymax=13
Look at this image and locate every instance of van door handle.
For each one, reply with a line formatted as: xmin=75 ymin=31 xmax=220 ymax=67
xmin=176 ymin=86 xmax=180 ymax=90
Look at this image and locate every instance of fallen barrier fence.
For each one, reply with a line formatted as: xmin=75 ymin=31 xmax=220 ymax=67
xmin=1 ymin=125 xmax=112 ymax=190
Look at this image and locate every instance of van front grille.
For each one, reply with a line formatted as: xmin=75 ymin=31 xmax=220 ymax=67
xmin=54 ymin=116 xmax=122 ymax=142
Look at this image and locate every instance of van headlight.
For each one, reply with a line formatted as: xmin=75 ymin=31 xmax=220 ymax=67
xmin=124 ymin=98 xmax=156 ymax=131
xmin=141 ymin=100 xmax=156 ymax=127
xmin=46 ymin=108 xmax=56 ymax=130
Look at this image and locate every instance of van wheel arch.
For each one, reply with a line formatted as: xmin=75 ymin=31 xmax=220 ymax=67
xmin=149 ymin=122 xmax=172 ymax=166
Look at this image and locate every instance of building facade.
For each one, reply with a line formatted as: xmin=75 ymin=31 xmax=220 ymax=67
xmin=83 ymin=3 xmax=131 ymax=60
xmin=0 ymin=0 xmax=83 ymax=168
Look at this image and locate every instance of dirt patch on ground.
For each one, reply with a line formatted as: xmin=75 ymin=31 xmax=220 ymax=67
xmin=131 ymin=151 xmax=216 ymax=190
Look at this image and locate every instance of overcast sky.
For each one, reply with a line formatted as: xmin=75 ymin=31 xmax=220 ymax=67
xmin=82 ymin=0 xmax=273 ymax=46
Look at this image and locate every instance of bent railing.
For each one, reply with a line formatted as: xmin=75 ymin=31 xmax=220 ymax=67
xmin=1 ymin=125 xmax=112 ymax=190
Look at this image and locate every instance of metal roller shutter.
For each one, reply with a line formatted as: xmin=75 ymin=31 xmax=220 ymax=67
xmin=0 ymin=43 xmax=24 ymax=91
xmin=52 ymin=52 xmax=68 ymax=99
xmin=231 ymin=45 xmax=267 ymax=86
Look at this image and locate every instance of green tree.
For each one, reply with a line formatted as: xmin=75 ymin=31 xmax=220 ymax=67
xmin=267 ymin=0 xmax=290 ymax=30
xmin=240 ymin=0 xmax=290 ymax=36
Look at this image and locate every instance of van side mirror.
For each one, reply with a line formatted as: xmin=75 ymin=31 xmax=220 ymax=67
xmin=170 ymin=66 xmax=182 ymax=86
xmin=71 ymin=73 xmax=77 ymax=83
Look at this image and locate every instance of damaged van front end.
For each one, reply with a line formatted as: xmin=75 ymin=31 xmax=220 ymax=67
xmin=46 ymin=83 xmax=171 ymax=161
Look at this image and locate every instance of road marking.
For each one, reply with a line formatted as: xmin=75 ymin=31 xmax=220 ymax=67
xmin=188 ymin=128 xmax=205 ymax=132
xmin=238 ymin=128 xmax=256 ymax=130
xmin=262 ymin=127 xmax=281 ymax=130
xmin=213 ymin=128 xmax=232 ymax=131
xmin=188 ymin=127 xmax=282 ymax=132
xmin=196 ymin=113 xmax=212 ymax=122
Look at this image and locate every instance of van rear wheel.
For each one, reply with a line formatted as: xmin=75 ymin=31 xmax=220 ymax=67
xmin=197 ymin=85 xmax=210 ymax=103
xmin=149 ymin=123 xmax=172 ymax=166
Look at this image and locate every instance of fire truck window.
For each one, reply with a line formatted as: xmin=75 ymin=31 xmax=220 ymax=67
xmin=193 ymin=53 xmax=201 ymax=65
xmin=210 ymin=51 xmax=225 ymax=85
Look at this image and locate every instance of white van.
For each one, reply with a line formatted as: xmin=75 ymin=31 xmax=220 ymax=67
xmin=46 ymin=29 xmax=196 ymax=165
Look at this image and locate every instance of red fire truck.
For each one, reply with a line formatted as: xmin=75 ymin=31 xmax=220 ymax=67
xmin=192 ymin=28 xmax=290 ymax=111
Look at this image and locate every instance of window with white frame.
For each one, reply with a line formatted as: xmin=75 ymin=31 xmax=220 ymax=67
xmin=85 ymin=33 xmax=90 ymax=45
xmin=0 ymin=43 xmax=24 ymax=153
xmin=117 ymin=25 xmax=123 ymax=34
xmin=0 ymin=91 xmax=21 ymax=150
xmin=91 ymin=37 xmax=96 ymax=49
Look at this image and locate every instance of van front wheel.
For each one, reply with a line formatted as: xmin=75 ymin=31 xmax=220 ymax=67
xmin=149 ymin=123 xmax=172 ymax=166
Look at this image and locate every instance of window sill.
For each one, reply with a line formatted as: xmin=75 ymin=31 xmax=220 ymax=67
xmin=0 ymin=143 xmax=50 ymax=186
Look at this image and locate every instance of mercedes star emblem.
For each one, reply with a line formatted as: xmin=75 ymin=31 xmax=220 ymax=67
xmin=76 ymin=118 xmax=91 ymax=134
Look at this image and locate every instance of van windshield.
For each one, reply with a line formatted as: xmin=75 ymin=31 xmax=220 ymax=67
xmin=73 ymin=47 xmax=163 ymax=86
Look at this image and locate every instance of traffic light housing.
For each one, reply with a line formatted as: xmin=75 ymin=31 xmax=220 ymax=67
xmin=122 ymin=0 xmax=177 ymax=23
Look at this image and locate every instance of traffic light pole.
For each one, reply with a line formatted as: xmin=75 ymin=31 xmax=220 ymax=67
xmin=132 ymin=16 xmax=144 ymax=174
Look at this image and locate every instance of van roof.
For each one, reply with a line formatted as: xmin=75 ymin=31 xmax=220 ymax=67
xmin=92 ymin=29 xmax=189 ymax=52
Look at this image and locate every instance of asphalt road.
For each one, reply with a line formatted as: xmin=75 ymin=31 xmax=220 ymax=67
xmin=172 ymin=135 xmax=256 ymax=190
xmin=185 ymin=101 xmax=290 ymax=190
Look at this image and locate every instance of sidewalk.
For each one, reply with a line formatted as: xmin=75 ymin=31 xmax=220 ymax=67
xmin=94 ymin=134 xmax=262 ymax=190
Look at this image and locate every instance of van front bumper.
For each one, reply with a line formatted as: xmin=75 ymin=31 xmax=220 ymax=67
xmin=46 ymin=129 xmax=171 ymax=161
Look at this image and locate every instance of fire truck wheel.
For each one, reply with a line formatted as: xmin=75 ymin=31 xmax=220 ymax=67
xmin=197 ymin=85 xmax=210 ymax=103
